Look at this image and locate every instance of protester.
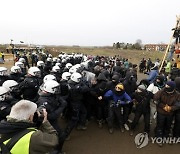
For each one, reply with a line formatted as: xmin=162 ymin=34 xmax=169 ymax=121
xmin=146 ymin=64 xmax=159 ymax=84
xmin=173 ymin=77 xmax=180 ymax=137
xmin=130 ymin=84 xmax=151 ymax=136
xmin=0 ymin=51 xmax=4 ymax=64
xmin=104 ymin=83 xmax=132 ymax=134
xmin=146 ymin=58 xmax=152 ymax=72
xmin=147 ymin=75 xmax=165 ymax=123
xmin=154 ymin=81 xmax=180 ymax=146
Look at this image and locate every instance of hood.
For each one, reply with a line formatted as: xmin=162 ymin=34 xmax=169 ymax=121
xmin=101 ymin=70 xmax=110 ymax=79
xmin=175 ymin=77 xmax=180 ymax=91
xmin=112 ymin=75 xmax=119 ymax=83
xmin=97 ymin=73 xmax=107 ymax=81
xmin=98 ymin=82 xmax=107 ymax=91
xmin=125 ymin=73 xmax=136 ymax=83
xmin=154 ymin=75 xmax=165 ymax=88
xmin=0 ymin=119 xmax=35 ymax=134
xmin=139 ymin=79 xmax=150 ymax=88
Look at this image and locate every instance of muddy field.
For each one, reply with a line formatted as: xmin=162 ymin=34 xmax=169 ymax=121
xmin=62 ymin=118 xmax=179 ymax=154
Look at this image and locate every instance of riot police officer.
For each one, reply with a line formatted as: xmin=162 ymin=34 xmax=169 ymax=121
xmin=19 ymin=67 xmax=42 ymax=102
xmin=9 ymin=66 xmax=24 ymax=83
xmin=37 ymin=80 xmax=67 ymax=153
xmin=64 ymin=72 xmax=89 ymax=137
xmin=0 ymin=67 xmax=9 ymax=86
xmin=0 ymin=86 xmax=17 ymax=121
xmin=2 ymin=80 xmax=21 ymax=100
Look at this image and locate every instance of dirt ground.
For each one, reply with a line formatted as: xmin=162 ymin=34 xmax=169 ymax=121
xmin=0 ymin=54 xmax=14 ymax=69
xmin=62 ymin=119 xmax=179 ymax=154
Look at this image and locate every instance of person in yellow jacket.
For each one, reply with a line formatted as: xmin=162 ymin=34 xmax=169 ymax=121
xmin=164 ymin=60 xmax=172 ymax=79
xmin=0 ymin=100 xmax=59 ymax=154
xmin=0 ymin=52 xmax=4 ymax=64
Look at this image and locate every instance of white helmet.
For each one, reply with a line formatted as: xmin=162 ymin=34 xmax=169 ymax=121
xmin=48 ymin=54 xmax=52 ymax=58
xmin=57 ymin=59 xmax=61 ymax=63
xmin=62 ymin=72 xmax=71 ymax=81
xmin=74 ymin=64 xmax=81 ymax=69
xmin=15 ymin=61 xmax=24 ymax=68
xmin=42 ymin=80 xmax=60 ymax=94
xmin=69 ymin=66 xmax=77 ymax=74
xmin=52 ymin=66 xmax=60 ymax=73
xmin=18 ymin=58 xmax=25 ymax=63
xmin=28 ymin=67 xmax=41 ymax=77
xmin=53 ymin=57 xmax=58 ymax=62
xmin=66 ymin=63 xmax=73 ymax=69
xmin=37 ymin=61 xmax=45 ymax=67
xmin=47 ymin=57 xmax=52 ymax=62
xmin=43 ymin=74 xmax=56 ymax=83
xmin=58 ymin=54 xmax=62 ymax=58
xmin=10 ymin=66 xmax=21 ymax=73
xmin=0 ymin=67 xmax=8 ymax=76
xmin=0 ymin=86 xmax=9 ymax=101
xmin=61 ymin=59 xmax=66 ymax=63
xmin=2 ymin=80 xmax=18 ymax=92
xmin=32 ymin=52 xmax=36 ymax=55
xmin=55 ymin=62 xmax=61 ymax=67
xmin=70 ymin=72 xmax=82 ymax=83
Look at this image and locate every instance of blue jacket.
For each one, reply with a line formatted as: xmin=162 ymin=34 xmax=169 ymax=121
xmin=104 ymin=90 xmax=132 ymax=105
xmin=147 ymin=70 xmax=158 ymax=84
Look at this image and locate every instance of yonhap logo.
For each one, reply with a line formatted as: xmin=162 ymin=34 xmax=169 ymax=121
xmin=134 ymin=133 xmax=180 ymax=148
xmin=134 ymin=132 xmax=149 ymax=148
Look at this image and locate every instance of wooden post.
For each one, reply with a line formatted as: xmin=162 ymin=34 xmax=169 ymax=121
xmin=159 ymin=15 xmax=180 ymax=73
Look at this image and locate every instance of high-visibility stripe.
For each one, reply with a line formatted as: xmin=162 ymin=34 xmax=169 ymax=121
xmin=4 ymin=128 xmax=37 ymax=154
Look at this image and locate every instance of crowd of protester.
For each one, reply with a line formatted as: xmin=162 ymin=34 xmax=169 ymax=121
xmin=0 ymin=50 xmax=180 ymax=153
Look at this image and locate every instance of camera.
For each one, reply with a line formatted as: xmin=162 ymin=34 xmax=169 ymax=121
xmin=33 ymin=105 xmax=45 ymax=126
xmin=37 ymin=105 xmax=46 ymax=116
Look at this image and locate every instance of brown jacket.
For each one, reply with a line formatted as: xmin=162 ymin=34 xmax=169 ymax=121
xmin=154 ymin=88 xmax=180 ymax=115
xmin=30 ymin=121 xmax=59 ymax=154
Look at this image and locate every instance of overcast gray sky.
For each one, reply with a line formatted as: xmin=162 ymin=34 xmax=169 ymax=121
xmin=0 ymin=0 xmax=179 ymax=46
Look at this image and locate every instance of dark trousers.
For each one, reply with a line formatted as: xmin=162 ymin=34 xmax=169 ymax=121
xmin=123 ymin=104 xmax=132 ymax=124
xmin=107 ymin=106 xmax=123 ymax=128
xmin=32 ymin=60 xmax=35 ymax=66
xmin=173 ymin=111 xmax=180 ymax=137
xmin=97 ymin=101 xmax=107 ymax=121
xmin=84 ymin=97 xmax=96 ymax=120
xmin=64 ymin=103 xmax=87 ymax=135
xmin=146 ymin=66 xmax=151 ymax=72
xmin=175 ymin=36 xmax=180 ymax=44
xmin=156 ymin=112 xmax=174 ymax=138
xmin=131 ymin=110 xmax=150 ymax=133
xmin=49 ymin=102 xmax=68 ymax=152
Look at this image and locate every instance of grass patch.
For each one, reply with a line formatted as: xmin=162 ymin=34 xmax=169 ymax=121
xmin=47 ymin=46 xmax=164 ymax=64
